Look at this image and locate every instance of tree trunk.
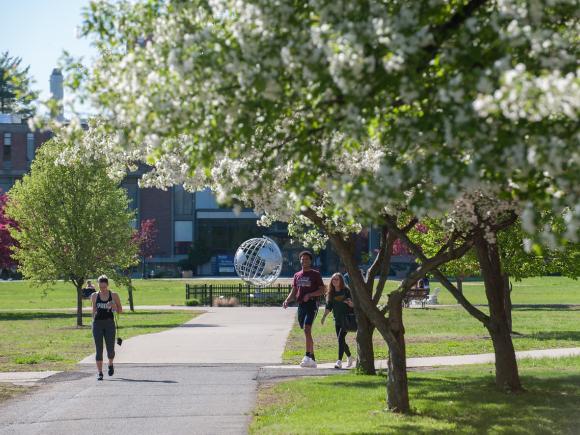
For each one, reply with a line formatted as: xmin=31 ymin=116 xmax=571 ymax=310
xmin=298 ymin=212 xmax=410 ymax=414
xmin=128 ymin=281 xmax=135 ymax=312
xmin=504 ymin=276 xmax=513 ymax=333
xmin=385 ymin=291 xmax=409 ymax=413
xmin=329 ymin=234 xmax=409 ymax=413
xmin=457 ymin=276 xmax=464 ymax=294
xmin=474 ymin=236 xmax=522 ymax=392
xmin=76 ymin=284 xmax=83 ymax=327
xmin=354 ymin=307 xmax=376 ymax=375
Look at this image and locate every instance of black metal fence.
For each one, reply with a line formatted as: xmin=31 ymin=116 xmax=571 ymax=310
xmin=186 ymin=283 xmax=294 ymax=307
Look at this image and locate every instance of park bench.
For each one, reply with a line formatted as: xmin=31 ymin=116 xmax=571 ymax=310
xmin=403 ymin=288 xmax=430 ymax=308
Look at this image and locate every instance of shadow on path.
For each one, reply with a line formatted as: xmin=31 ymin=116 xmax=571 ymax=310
xmin=109 ymin=378 xmax=178 ymax=384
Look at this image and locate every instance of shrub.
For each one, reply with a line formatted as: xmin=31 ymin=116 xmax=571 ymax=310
xmin=185 ymin=298 xmax=202 ymax=306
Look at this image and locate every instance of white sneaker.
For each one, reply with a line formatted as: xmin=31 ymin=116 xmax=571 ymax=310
xmin=334 ymin=360 xmax=343 ymax=369
xmin=299 ymin=356 xmax=317 ymax=368
xmin=346 ymin=356 xmax=355 ymax=368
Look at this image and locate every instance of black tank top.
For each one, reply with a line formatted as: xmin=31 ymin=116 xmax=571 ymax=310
xmin=94 ymin=292 xmax=114 ymax=320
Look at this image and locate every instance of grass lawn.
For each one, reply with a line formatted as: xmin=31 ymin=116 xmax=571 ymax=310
xmin=251 ymin=356 xmax=580 ymax=434
xmin=1 ymin=276 xmax=578 ymax=310
xmin=387 ymin=276 xmax=580 ymax=305
xmin=0 ymin=310 xmax=199 ymax=372
xmin=0 ymin=278 xmax=247 ymax=309
xmin=284 ymin=277 xmax=580 ymax=364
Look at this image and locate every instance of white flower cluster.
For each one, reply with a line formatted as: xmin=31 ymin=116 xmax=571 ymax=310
xmin=38 ymin=0 xmax=579 ymax=246
xmin=474 ymin=66 xmax=580 ymax=122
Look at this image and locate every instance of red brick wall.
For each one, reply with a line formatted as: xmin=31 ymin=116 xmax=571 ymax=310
xmin=11 ymin=132 xmax=26 ymax=169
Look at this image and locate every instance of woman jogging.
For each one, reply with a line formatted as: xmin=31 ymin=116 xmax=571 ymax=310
xmin=321 ymin=273 xmax=356 ymax=369
xmin=91 ymin=275 xmax=122 ymax=380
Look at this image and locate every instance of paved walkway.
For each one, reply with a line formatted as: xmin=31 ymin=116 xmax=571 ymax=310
xmin=0 ymin=372 xmax=60 ymax=386
xmin=264 ymin=346 xmax=580 ymax=370
xmin=79 ymin=307 xmax=295 ymax=364
xmin=0 ymin=307 xmax=296 ymax=435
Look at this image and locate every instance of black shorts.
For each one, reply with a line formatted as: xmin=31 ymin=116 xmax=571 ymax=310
xmin=298 ymin=300 xmax=318 ymax=329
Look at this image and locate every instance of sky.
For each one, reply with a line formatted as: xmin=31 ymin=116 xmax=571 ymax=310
xmin=0 ymin=0 xmax=97 ymax=111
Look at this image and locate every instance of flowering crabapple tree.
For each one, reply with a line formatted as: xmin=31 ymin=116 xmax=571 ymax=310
xmin=396 ymin=193 xmax=579 ymax=391
xmin=41 ymin=0 xmax=579 ymax=411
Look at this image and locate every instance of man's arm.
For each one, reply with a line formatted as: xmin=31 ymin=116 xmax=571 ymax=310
xmin=303 ymin=278 xmax=326 ymax=302
xmin=283 ymin=288 xmax=297 ymax=309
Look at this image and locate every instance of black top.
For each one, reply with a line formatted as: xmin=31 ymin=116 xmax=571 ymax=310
xmin=326 ymin=288 xmax=352 ymax=325
xmin=94 ymin=292 xmax=114 ymax=320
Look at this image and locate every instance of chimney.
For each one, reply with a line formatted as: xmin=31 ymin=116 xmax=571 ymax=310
xmin=49 ymin=68 xmax=64 ymax=121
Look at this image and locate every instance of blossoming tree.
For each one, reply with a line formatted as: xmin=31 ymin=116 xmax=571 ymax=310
xmin=43 ymin=0 xmax=578 ymax=411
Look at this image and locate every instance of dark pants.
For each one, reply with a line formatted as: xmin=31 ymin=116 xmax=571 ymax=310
xmin=93 ymin=318 xmax=116 ymax=361
xmin=335 ymin=323 xmax=351 ymax=360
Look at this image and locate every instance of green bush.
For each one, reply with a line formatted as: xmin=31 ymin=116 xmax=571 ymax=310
xmin=185 ymin=298 xmax=202 ymax=306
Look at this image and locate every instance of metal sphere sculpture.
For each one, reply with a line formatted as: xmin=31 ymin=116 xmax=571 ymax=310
xmin=234 ymin=236 xmax=283 ymax=286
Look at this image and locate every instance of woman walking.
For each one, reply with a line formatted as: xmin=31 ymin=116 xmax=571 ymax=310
xmin=321 ymin=273 xmax=355 ymax=369
xmin=91 ymin=275 xmax=122 ymax=380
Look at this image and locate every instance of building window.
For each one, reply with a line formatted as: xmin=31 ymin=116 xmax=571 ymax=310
xmin=122 ymin=183 xmax=139 ymax=211
xmin=3 ymin=133 xmax=11 ymax=166
xmin=27 ymin=133 xmax=35 ymax=161
xmin=174 ymin=185 xmax=194 ymax=216
xmin=197 ymin=219 xmax=265 ymax=254
xmin=122 ymin=182 xmax=139 ymax=228
xmin=174 ymin=221 xmax=193 ymax=254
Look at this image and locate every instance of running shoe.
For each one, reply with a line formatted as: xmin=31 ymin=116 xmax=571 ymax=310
xmin=299 ymin=356 xmax=317 ymax=368
xmin=108 ymin=365 xmax=114 ymax=376
xmin=346 ymin=356 xmax=355 ymax=368
xmin=334 ymin=360 xmax=343 ymax=369
xmin=97 ymin=373 xmax=103 ymax=381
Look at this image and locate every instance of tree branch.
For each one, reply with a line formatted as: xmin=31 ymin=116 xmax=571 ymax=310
xmin=424 ymin=0 xmax=489 ymax=60
xmin=384 ymin=214 xmax=491 ymax=325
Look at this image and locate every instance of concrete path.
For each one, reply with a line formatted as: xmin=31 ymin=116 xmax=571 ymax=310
xmin=79 ymin=307 xmax=296 ymax=365
xmin=0 ymin=365 xmax=260 ymax=435
xmin=0 ymin=372 xmax=60 ymax=386
xmin=264 ymin=346 xmax=580 ymax=370
xmin=0 ymin=307 xmax=296 ymax=435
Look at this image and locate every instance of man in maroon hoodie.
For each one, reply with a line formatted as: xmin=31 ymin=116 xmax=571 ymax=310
xmin=283 ymin=251 xmax=326 ymax=368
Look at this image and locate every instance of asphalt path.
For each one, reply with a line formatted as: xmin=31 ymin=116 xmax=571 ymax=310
xmin=0 ymin=307 xmax=297 ymax=435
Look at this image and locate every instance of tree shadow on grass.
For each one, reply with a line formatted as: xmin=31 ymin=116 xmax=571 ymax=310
xmin=0 ymin=311 xmax=188 ymax=322
xmin=0 ymin=312 xmax=79 ymax=321
xmin=512 ymin=304 xmax=580 ymax=311
xmin=408 ymin=373 xmax=580 ymax=433
xmin=519 ymin=331 xmax=580 ymax=342
xmin=328 ymin=380 xmax=382 ymax=390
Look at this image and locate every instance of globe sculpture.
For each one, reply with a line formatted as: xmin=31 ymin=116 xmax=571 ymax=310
xmin=234 ymin=236 xmax=283 ymax=286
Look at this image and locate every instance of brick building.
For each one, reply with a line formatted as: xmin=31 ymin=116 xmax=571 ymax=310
xmin=1 ymin=72 xmax=416 ymax=278
xmin=1 ymin=115 xmax=419 ymax=278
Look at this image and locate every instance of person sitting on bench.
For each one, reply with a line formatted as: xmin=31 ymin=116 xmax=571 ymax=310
xmin=418 ymin=277 xmax=430 ymax=295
